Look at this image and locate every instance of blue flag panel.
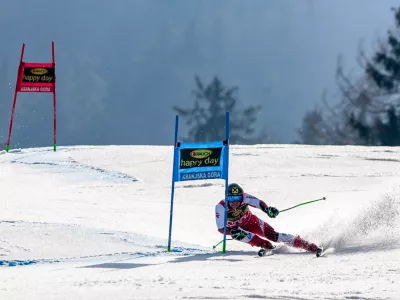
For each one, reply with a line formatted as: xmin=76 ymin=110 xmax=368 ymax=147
xmin=173 ymin=141 xmax=228 ymax=182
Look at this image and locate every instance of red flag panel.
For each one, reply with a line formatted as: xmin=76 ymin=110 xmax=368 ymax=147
xmin=17 ymin=62 xmax=55 ymax=93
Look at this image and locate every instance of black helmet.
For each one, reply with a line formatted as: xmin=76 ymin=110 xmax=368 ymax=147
xmin=228 ymin=183 xmax=244 ymax=196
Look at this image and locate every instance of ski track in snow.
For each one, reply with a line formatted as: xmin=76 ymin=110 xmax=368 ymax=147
xmin=0 ymin=219 xmax=211 ymax=268
xmin=4 ymin=147 xmax=137 ymax=183
xmin=0 ymin=247 xmax=210 ymax=268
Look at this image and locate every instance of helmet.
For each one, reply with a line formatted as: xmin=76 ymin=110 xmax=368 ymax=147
xmin=228 ymin=183 xmax=244 ymax=196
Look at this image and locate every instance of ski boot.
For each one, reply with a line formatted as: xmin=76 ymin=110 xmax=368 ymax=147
xmin=316 ymin=246 xmax=324 ymax=257
xmin=257 ymin=242 xmax=276 ymax=257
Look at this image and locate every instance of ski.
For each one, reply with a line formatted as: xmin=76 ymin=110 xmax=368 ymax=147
xmin=257 ymin=244 xmax=286 ymax=257
xmin=317 ymin=246 xmax=334 ymax=257
xmin=257 ymin=248 xmax=272 ymax=257
xmin=257 ymin=247 xmax=278 ymax=257
xmin=258 ymin=246 xmax=330 ymax=257
xmin=316 ymin=246 xmax=334 ymax=257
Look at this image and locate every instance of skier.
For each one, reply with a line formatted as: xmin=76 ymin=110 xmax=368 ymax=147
xmin=215 ymin=183 xmax=323 ymax=257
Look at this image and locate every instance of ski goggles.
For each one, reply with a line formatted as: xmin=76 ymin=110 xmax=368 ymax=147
xmin=227 ymin=195 xmax=243 ymax=202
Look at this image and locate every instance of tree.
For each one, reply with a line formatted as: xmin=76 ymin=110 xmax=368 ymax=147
xmin=298 ymin=6 xmax=400 ymax=146
xmin=365 ymin=7 xmax=400 ymax=92
xmin=296 ymin=88 xmax=365 ymax=145
xmin=173 ymin=76 xmax=262 ymax=144
xmin=377 ymin=106 xmax=400 ymax=145
xmin=349 ymin=6 xmax=400 ymax=145
xmin=297 ymin=108 xmax=331 ymax=145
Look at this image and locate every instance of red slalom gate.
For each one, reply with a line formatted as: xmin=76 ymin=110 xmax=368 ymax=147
xmin=6 ymin=41 xmax=57 ymax=152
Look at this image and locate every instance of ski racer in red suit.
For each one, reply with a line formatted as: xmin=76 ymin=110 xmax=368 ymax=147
xmin=215 ymin=183 xmax=323 ymax=256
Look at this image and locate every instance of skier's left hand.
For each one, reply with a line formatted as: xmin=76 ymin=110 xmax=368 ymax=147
xmin=266 ymin=206 xmax=279 ymax=218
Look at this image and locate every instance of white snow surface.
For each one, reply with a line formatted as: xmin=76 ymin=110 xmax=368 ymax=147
xmin=0 ymin=144 xmax=399 ymax=299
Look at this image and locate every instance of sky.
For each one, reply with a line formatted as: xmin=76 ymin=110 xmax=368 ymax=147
xmin=1 ymin=1 xmax=400 ymax=147
xmin=0 ymin=144 xmax=399 ymax=299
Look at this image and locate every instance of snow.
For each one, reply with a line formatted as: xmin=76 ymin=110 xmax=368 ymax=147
xmin=0 ymin=144 xmax=399 ymax=299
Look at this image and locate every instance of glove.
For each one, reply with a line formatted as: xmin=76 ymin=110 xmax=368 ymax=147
xmin=266 ymin=206 xmax=279 ymax=218
xmin=230 ymin=226 xmax=247 ymax=241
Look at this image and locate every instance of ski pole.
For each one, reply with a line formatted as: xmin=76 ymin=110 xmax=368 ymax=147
xmin=213 ymin=238 xmax=232 ymax=249
xmin=279 ymin=197 xmax=326 ymax=213
xmin=213 ymin=230 xmax=247 ymax=249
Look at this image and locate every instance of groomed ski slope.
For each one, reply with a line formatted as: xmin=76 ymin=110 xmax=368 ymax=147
xmin=0 ymin=145 xmax=399 ymax=299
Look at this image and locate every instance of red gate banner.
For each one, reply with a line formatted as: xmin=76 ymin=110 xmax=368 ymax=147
xmin=6 ymin=41 xmax=57 ymax=152
xmin=17 ymin=63 xmax=55 ymax=93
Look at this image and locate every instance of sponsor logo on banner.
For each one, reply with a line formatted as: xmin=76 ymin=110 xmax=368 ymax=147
xmin=190 ymin=149 xmax=212 ymax=159
xmin=22 ymin=67 xmax=55 ymax=84
xmin=31 ymin=68 xmax=48 ymax=75
xmin=180 ymin=147 xmax=222 ymax=169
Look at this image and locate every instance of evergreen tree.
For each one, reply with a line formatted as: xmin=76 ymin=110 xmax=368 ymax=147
xmin=297 ymin=109 xmax=327 ymax=145
xmin=348 ymin=112 xmax=375 ymax=145
xmin=299 ymin=6 xmax=400 ymax=146
xmin=366 ymin=7 xmax=400 ymax=92
xmin=173 ymin=76 xmax=262 ymax=144
xmin=375 ymin=106 xmax=400 ymax=145
xmin=349 ymin=7 xmax=400 ymax=146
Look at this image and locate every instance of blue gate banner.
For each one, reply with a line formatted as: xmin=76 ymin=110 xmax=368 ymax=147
xmin=173 ymin=141 xmax=228 ymax=182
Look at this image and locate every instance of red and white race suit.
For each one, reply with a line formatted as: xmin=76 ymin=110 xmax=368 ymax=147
xmin=215 ymin=193 xmax=318 ymax=252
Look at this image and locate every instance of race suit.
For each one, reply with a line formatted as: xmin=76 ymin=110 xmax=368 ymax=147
xmin=215 ymin=193 xmax=318 ymax=252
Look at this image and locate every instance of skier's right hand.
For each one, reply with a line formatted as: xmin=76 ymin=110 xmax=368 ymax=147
xmin=266 ymin=206 xmax=279 ymax=218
